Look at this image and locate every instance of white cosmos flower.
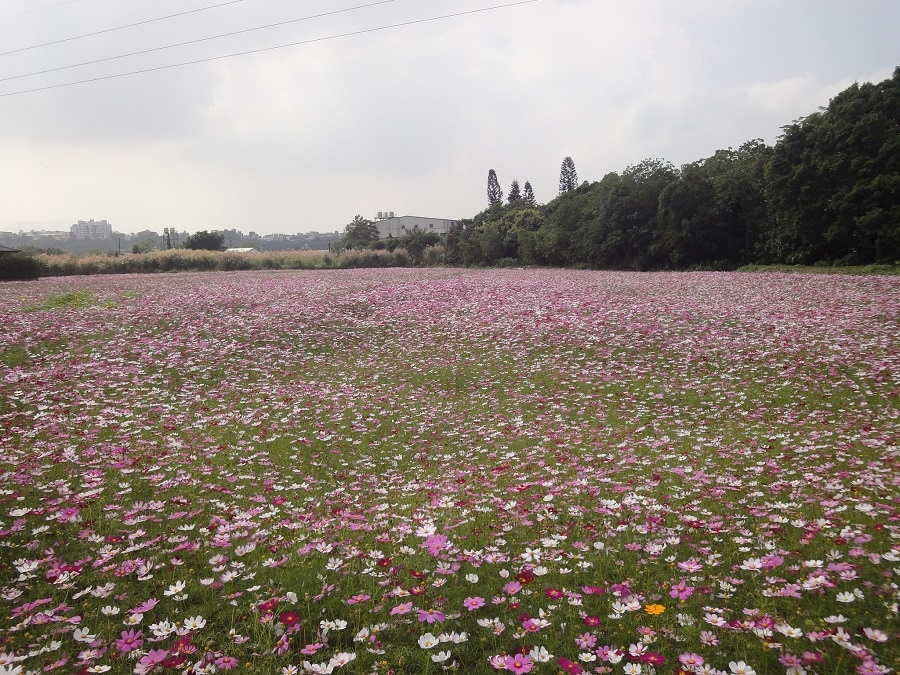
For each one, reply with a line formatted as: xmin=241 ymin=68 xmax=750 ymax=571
xmin=73 ymin=628 xmax=96 ymax=643
xmin=529 ymin=646 xmax=552 ymax=662
xmin=835 ymin=591 xmax=856 ymax=603
xmin=863 ymin=627 xmax=888 ymax=642
xmin=183 ymin=615 xmax=207 ymax=630
xmin=431 ymin=651 xmax=452 ymax=663
xmin=327 ymin=652 xmax=356 ymax=667
xmin=730 ymin=661 xmax=757 ymax=675
xmin=418 ymin=633 xmax=438 ymax=649
xmin=164 ymin=580 xmax=186 ymax=596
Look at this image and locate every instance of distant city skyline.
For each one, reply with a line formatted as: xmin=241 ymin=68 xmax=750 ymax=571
xmin=2 ymin=1 xmax=898 ymax=236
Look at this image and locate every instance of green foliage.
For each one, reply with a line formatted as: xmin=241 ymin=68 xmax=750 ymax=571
xmin=0 ymin=253 xmax=42 ymax=280
xmin=30 ymin=290 xmax=117 ymax=311
xmin=184 ymin=230 xmax=226 ymax=251
xmin=339 ymin=215 xmax=380 ymax=250
xmin=461 ymin=69 xmax=898 ymax=270
xmin=765 ymin=66 xmax=900 ymax=264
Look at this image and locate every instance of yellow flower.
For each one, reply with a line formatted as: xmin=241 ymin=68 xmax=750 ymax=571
xmin=645 ymin=604 xmax=665 ymax=615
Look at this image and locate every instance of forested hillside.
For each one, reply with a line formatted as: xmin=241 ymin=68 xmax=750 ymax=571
xmin=448 ymin=67 xmax=899 ymax=269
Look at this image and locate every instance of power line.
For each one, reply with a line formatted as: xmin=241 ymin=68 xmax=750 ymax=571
xmin=0 ymin=0 xmax=540 ymax=98
xmin=0 ymin=0 xmax=248 ymax=55
xmin=0 ymin=1 xmax=81 ymax=22
xmin=1 ymin=0 xmax=402 ymax=82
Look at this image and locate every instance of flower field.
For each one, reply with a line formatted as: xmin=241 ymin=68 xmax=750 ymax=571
xmin=0 ymin=268 xmax=897 ymax=675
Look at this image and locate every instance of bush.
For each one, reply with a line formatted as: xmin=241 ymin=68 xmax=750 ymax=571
xmin=0 ymin=254 xmax=42 ymax=280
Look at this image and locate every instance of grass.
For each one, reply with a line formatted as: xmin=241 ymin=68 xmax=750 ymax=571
xmin=0 ymin=269 xmax=896 ymax=675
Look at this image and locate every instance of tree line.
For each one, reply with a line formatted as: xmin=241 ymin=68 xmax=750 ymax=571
xmin=448 ymin=67 xmax=899 ymax=269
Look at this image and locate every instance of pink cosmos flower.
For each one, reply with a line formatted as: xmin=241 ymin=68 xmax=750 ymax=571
xmin=390 ymin=602 xmax=413 ymax=615
xmin=422 ymin=534 xmax=450 ymax=555
xmin=139 ymin=649 xmax=170 ymax=668
xmin=669 ymin=579 xmax=695 ymax=600
xmin=300 ymin=642 xmax=323 ymax=655
xmin=114 ymin=629 xmax=143 ymax=654
xmin=503 ymin=581 xmax=522 ymax=595
xmin=574 ymin=632 xmax=596 ymax=649
xmin=581 ymin=585 xmax=605 ymax=595
xmin=215 ymin=656 xmax=239 ymax=670
xmin=129 ymin=598 xmax=159 ymax=615
xmin=417 ymin=608 xmax=445 ymax=624
xmin=347 ymin=593 xmax=371 ymax=605
xmin=463 ymin=596 xmax=485 ymax=611
xmin=504 ymin=654 xmax=533 ymax=674
xmin=679 ymin=652 xmax=704 ymax=668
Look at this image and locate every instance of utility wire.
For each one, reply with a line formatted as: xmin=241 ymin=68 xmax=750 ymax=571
xmin=0 ymin=0 xmax=248 ymax=55
xmin=1 ymin=0 xmax=401 ymax=82
xmin=1 ymin=1 xmax=80 ymax=22
xmin=0 ymin=0 xmax=539 ymax=98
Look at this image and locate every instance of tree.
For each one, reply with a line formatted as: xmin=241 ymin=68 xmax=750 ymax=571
xmin=765 ymin=67 xmax=900 ymax=264
xmin=487 ymin=169 xmax=503 ymax=206
xmin=522 ymin=181 xmax=537 ymax=206
xmin=558 ymin=156 xmax=578 ymax=194
xmin=340 ymin=215 xmax=380 ymax=250
xmin=184 ymin=230 xmax=225 ymax=251
xmin=507 ymin=179 xmax=522 ymax=204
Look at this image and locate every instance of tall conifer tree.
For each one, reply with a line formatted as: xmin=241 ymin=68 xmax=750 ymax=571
xmin=558 ymin=156 xmax=578 ymax=194
xmin=487 ymin=169 xmax=503 ymax=206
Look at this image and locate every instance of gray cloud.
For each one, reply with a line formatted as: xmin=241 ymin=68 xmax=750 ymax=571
xmin=1 ymin=0 xmax=898 ymax=233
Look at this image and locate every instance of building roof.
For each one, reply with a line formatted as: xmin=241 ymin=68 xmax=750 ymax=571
xmin=0 ymin=244 xmax=20 ymax=253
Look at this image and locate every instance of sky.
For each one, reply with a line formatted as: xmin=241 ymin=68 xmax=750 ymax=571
xmin=1 ymin=0 xmax=898 ymax=236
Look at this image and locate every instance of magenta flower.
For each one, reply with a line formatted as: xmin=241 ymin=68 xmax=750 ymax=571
xmin=347 ymin=593 xmax=371 ymax=605
xmin=417 ymin=608 xmax=445 ymax=624
xmin=463 ymin=596 xmax=485 ymax=611
xmin=504 ymin=654 xmax=533 ymax=674
xmin=114 ymin=628 xmax=143 ymax=654
xmin=215 ymin=656 xmax=239 ymax=670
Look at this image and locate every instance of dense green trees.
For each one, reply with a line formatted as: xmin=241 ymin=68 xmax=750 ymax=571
xmin=335 ymin=70 xmax=897 ymax=270
xmin=184 ymin=231 xmax=225 ymax=251
xmin=765 ymin=67 xmax=900 ymax=264
xmin=454 ymin=68 xmax=898 ymax=269
xmin=339 ymin=215 xmax=380 ymax=250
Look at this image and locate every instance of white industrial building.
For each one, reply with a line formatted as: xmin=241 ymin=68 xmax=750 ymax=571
xmin=373 ymin=213 xmax=457 ymax=239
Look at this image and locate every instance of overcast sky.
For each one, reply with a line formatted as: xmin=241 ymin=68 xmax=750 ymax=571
xmin=1 ymin=0 xmax=897 ymax=235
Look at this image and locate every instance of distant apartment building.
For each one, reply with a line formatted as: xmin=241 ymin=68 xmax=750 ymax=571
xmin=374 ymin=213 xmax=457 ymax=239
xmin=70 ymin=219 xmax=112 ymax=240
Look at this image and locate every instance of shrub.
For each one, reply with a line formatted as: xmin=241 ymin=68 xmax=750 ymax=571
xmin=0 ymin=254 xmax=42 ymax=280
